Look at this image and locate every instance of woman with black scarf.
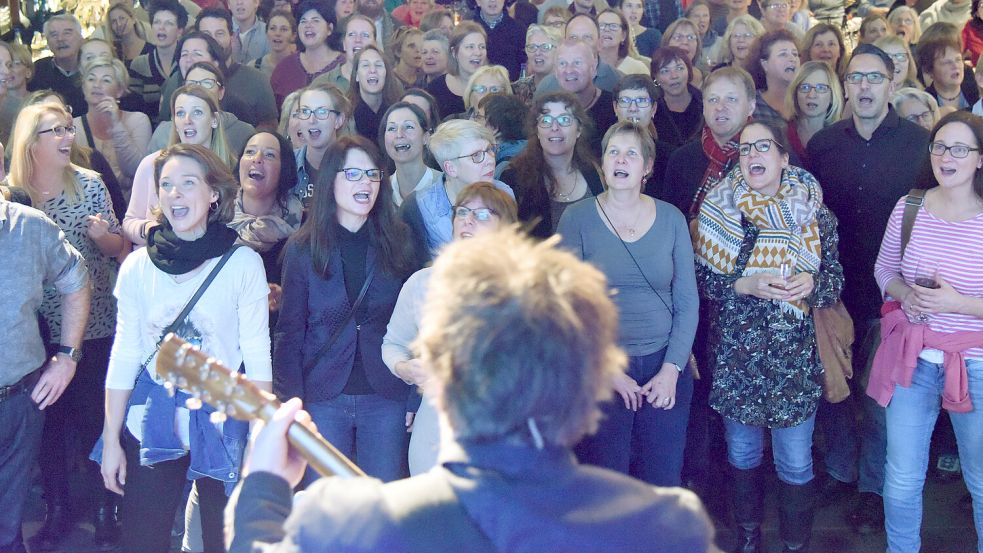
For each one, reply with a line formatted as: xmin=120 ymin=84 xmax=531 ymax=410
xmin=99 ymin=144 xmax=273 ymax=553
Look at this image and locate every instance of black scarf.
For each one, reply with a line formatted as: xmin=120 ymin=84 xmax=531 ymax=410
xmin=147 ymin=222 xmax=238 ymax=275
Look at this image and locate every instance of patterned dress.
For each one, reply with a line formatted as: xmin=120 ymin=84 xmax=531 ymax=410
xmin=40 ymin=169 xmax=121 ymax=341
xmin=696 ymin=206 xmax=844 ymax=428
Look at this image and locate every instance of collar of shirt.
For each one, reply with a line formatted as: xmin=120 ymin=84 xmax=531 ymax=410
xmin=480 ymin=10 xmax=505 ymax=28
xmin=844 ymin=105 xmax=901 ymax=141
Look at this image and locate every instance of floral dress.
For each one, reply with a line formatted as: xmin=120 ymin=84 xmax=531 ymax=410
xmin=696 ymin=206 xmax=844 ymax=428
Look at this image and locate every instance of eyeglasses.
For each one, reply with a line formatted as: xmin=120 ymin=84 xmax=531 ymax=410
xmin=337 ymin=167 xmax=384 ymax=181
xmin=887 ymin=52 xmax=908 ymax=63
xmin=905 ymin=111 xmax=934 ymax=125
xmin=453 ymin=205 xmax=498 ymax=221
xmin=797 ymin=83 xmax=831 ymax=94
xmin=537 ymin=114 xmax=576 ymax=128
xmin=525 ymin=42 xmax=556 ymax=53
xmin=471 ymin=84 xmax=503 ymax=94
xmin=738 ymin=138 xmax=783 ymax=156
xmin=37 ymin=125 xmax=77 ymax=138
xmin=186 ymin=78 xmax=219 ymax=89
xmin=599 ymin=22 xmax=623 ymax=31
xmin=732 ymin=32 xmax=756 ymax=40
xmin=765 ymin=2 xmax=789 ymax=9
xmin=844 ymin=71 xmax=888 ymax=85
xmin=293 ymin=107 xmax=342 ymax=120
xmin=670 ymin=33 xmax=697 ymax=42
xmin=452 ymin=146 xmax=496 ymax=164
xmin=928 ymin=142 xmax=980 ymax=158
xmin=617 ymin=96 xmax=653 ymax=108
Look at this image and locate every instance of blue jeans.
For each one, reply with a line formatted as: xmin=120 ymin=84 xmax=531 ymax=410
xmin=574 ymin=348 xmax=694 ymax=487
xmin=723 ymin=412 xmax=817 ymax=485
xmin=304 ymin=393 xmax=408 ymax=485
xmin=0 ymin=385 xmax=44 ymax=550
xmin=884 ymin=358 xmax=983 ymax=553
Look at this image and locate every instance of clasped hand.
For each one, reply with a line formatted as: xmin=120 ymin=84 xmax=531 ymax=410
xmin=612 ymin=363 xmax=679 ymax=411
xmin=736 ymin=272 xmax=814 ymax=302
xmin=906 ymin=275 xmax=965 ymax=316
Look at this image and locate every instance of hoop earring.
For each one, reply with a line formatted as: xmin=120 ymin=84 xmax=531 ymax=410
xmin=209 ymin=201 xmax=218 ymax=213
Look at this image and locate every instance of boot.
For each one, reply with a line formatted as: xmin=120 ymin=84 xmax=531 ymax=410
xmin=731 ymin=466 xmax=764 ymax=553
xmin=93 ymin=491 xmax=120 ymax=548
xmin=778 ymin=479 xmax=816 ymax=553
xmin=34 ymin=498 xmax=72 ymax=551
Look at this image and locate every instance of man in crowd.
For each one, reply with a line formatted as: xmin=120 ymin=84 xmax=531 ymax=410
xmin=536 ymin=14 xmax=622 ymax=95
xmin=0 ymin=197 xmax=90 ymax=553
xmin=473 ymin=0 xmax=525 ymax=80
xmin=28 ymin=14 xmax=86 ymax=115
xmin=229 ymin=0 xmax=269 ymax=64
xmin=227 ymin=228 xmax=716 ymax=552
xmin=806 ymin=43 xmax=931 ymax=534
xmin=553 ymin=38 xmax=617 ymax=156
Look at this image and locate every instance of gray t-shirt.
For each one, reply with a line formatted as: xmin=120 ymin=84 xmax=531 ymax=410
xmin=557 ymin=197 xmax=699 ymax=363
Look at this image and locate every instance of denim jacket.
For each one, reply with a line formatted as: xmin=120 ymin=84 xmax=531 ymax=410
xmin=411 ymin=175 xmax=515 ymax=256
xmin=291 ymin=146 xmax=314 ymax=208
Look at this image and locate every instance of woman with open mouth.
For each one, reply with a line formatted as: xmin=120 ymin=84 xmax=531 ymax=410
xmin=695 ymin=119 xmax=842 ymax=553
xmin=801 ymin=23 xmax=846 ymax=77
xmin=621 ymin=0 xmax=662 ymax=58
xmin=381 ymin=101 xmax=440 ymax=205
xmin=124 ymin=85 xmax=233 ymax=248
xmin=746 ymin=29 xmax=800 ymax=127
xmin=313 ymin=14 xmax=378 ymax=93
xmin=426 ymin=21 xmax=488 ymax=119
xmin=652 ymin=47 xmax=705 ymax=147
xmin=8 ymin=100 xmax=127 ymax=550
xmin=597 ymin=9 xmax=651 ymax=77
xmin=100 ymin=143 xmax=271 ymax=553
xmin=271 ymin=0 xmax=344 ymax=107
xmin=128 ymin=0 xmax=187 ymax=125
xmin=888 ymin=6 xmax=921 ymax=47
xmin=918 ymin=31 xmax=979 ymax=111
xmin=502 ymin=91 xmax=603 ymax=238
xmin=249 ymin=8 xmax=297 ymax=78
xmin=875 ymin=34 xmax=923 ymax=89
xmin=685 ymin=0 xmax=720 ymax=66
xmin=420 ymin=29 xmax=450 ymax=85
xmin=785 ymin=60 xmax=844 ymax=164
xmin=389 ymin=27 xmax=426 ymax=89
xmin=612 ymin=74 xmax=677 ymax=194
xmin=558 ymin=121 xmax=699 ymax=492
xmin=462 ymin=65 xmax=512 ymax=120
xmin=348 ymin=45 xmax=403 ymax=141
xmin=512 ymin=25 xmax=560 ymax=107
xmin=860 ymin=13 xmax=891 ymax=44
xmin=713 ymin=14 xmax=764 ymax=70
xmin=275 ymin=135 xmax=420 ymax=486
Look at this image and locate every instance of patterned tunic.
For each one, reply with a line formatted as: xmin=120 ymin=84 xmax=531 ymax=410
xmin=696 ymin=206 xmax=843 ymax=428
xmin=40 ymin=169 xmax=121 ymax=341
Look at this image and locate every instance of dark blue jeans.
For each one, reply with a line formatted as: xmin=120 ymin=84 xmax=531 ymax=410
xmin=575 ymin=348 xmax=694 ymax=487
xmin=0 ymin=384 xmax=44 ymax=550
xmin=304 ymin=393 xmax=409 ymax=485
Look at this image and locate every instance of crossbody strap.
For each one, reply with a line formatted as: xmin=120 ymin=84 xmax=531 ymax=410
xmin=900 ymin=188 xmax=926 ymax=259
xmin=302 ymin=260 xmax=377 ymax=373
xmin=141 ymin=246 xmax=242 ymax=368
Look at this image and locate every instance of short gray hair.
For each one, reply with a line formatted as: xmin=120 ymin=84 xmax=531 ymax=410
xmin=428 ymin=119 xmax=496 ymax=165
xmin=43 ymin=13 xmax=82 ymax=36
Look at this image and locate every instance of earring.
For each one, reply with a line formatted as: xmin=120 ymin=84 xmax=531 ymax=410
xmin=211 ymin=120 xmax=218 ymax=129
xmin=209 ymin=201 xmax=218 ymax=213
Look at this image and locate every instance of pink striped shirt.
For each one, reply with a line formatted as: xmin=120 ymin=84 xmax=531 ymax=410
xmin=875 ymin=197 xmax=983 ymax=359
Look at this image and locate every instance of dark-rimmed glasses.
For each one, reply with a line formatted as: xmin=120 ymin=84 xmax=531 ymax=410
xmin=293 ymin=107 xmax=342 ymax=120
xmin=928 ymin=142 xmax=980 ymax=159
xmin=452 ymin=146 xmax=496 ymax=164
xmin=738 ymin=138 xmax=783 ymax=156
xmin=453 ymin=205 xmax=498 ymax=221
xmin=37 ymin=125 xmax=77 ymax=138
xmin=337 ymin=167 xmax=384 ymax=181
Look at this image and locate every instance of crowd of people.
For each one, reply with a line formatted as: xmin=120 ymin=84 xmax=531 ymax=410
xmin=1 ymin=0 xmax=983 ymax=550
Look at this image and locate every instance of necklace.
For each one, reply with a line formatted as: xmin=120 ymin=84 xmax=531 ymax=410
xmin=602 ymin=194 xmax=644 ymax=238
xmin=938 ymin=88 xmax=961 ymax=103
xmin=553 ymin=171 xmax=582 ymax=201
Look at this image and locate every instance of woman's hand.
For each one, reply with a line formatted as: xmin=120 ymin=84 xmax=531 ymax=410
xmin=94 ymin=97 xmax=122 ymax=124
xmin=734 ymin=273 xmax=791 ymax=300
xmin=395 ymin=358 xmax=429 ymax=386
xmin=909 ymin=275 xmax=967 ymax=315
xmin=612 ymin=372 xmax=642 ymax=411
xmin=101 ymin=437 xmax=126 ymax=495
xmin=86 ymin=213 xmax=111 ymax=241
xmin=405 ymin=412 xmax=415 ymax=433
xmin=783 ymin=272 xmax=815 ymax=302
xmin=640 ymin=363 xmax=680 ymax=410
xmin=268 ymin=283 xmax=282 ymax=312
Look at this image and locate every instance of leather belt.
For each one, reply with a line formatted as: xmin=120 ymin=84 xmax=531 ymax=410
xmin=0 ymin=370 xmax=40 ymax=403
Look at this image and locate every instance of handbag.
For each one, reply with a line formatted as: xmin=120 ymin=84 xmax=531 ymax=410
xmin=814 ymin=300 xmax=855 ymax=403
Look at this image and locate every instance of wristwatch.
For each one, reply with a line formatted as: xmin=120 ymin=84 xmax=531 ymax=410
xmin=57 ymin=345 xmax=82 ymax=363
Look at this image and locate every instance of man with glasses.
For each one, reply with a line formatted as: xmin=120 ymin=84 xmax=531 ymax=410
xmin=473 ymin=0 xmax=525 ymax=80
xmin=806 ymin=43 xmax=931 ymax=535
xmin=28 ymin=14 xmax=87 ymax=116
xmin=399 ymin=119 xmax=514 ymax=260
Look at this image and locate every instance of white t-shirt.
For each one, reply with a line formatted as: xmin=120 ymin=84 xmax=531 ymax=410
xmin=106 ymin=246 xmax=272 ymax=445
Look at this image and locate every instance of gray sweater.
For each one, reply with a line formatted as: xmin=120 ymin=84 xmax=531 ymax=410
xmin=557 ymin=197 xmax=699 ymax=364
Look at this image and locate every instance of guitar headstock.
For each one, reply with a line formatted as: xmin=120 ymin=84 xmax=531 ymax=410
xmin=156 ymin=333 xmax=277 ymax=424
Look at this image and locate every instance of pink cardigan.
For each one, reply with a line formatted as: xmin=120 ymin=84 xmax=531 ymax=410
xmin=867 ymin=302 xmax=982 ymax=413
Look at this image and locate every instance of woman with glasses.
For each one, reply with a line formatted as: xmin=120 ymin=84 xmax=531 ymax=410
xmin=621 ymin=0 xmax=662 ymax=58
xmin=513 ymin=25 xmax=561 ymax=106
xmin=275 ymin=135 xmax=419 ymax=485
xmin=389 ymin=27 xmax=426 ymax=89
xmin=381 ymin=101 xmax=440 ymax=205
xmin=383 ymin=182 xmax=517 ymax=475
xmin=502 ymin=92 xmax=603 ymax=238
xmin=892 ymin=87 xmax=941 ymax=131
xmin=662 ymin=18 xmax=707 ymax=86
xmin=695 ymin=119 xmax=842 ymax=553
xmin=888 ymin=6 xmax=921 ymax=47
xmin=870 ymin=110 xmax=983 ymax=553
xmin=463 ymin=65 xmax=512 ymax=117
xmin=746 ymin=29 xmax=800 ymax=127
xmin=612 ymin=75 xmax=676 ymax=195
xmin=292 ymin=83 xmax=352 ymax=209
xmin=74 ymin=58 xmax=152 ymax=200
xmin=348 ymin=45 xmax=404 ymax=141
xmin=917 ymin=31 xmax=978 ymax=111
xmin=271 ymin=0 xmax=345 ymax=106
xmin=124 ymin=85 xmax=233 ymax=247
xmin=785 ymin=61 xmax=844 ymax=163
xmin=426 ymin=22 xmax=488 ymax=120
xmin=712 ymin=14 xmax=765 ymax=70
xmin=557 ymin=121 xmax=698 ymax=489
xmin=652 ymin=48 xmax=704 ymax=147
xmin=598 ymin=9 xmax=651 ymax=77
xmin=875 ymin=35 xmax=923 ymax=89
xmin=758 ymin=0 xmax=795 ymax=35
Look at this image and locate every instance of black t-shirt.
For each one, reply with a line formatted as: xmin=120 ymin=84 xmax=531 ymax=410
xmin=339 ymin=223 xmax=373 ymax=395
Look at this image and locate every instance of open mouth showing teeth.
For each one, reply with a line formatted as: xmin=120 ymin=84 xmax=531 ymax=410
xmin=248 ymin=168 xmax=265 ymax=179
xmin=58 ymin=146 xmax=71 ymax=154
xmin=309 ymin=129 xmax=322 ymax=138
xmin=353 ymin=192 xmax=371 ymax=202
xmin=367 ymin=77 xmax=379 ymax=85
xmin=171 ymin=206 xmax=189 ymax=218
xmin=183 ymin=129 xmax=197 ymax=138
xmin=613 ymin=170 xmax=629 ymax=177
xmin=469 ymin=58 xmax=481 ymax=65
xmin=394 ymin=143 xmax=411 ymax=151
xmin=459 ymin=232 xmax=474 ymax=238
xmin=940 ymin=167 xmax=957 ymax=176
xmin=548 ymin=137 xmax=563 ymax=142
xmin=748 ymin=164 xmax=766 ymax=176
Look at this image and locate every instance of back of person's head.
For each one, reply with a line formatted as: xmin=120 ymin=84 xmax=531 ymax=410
xmin=415 ymin=228 xmax=626 ymax=447
xmin=480 ymin=94 xmax=527 ymax=142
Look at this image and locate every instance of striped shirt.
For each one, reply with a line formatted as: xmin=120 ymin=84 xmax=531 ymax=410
xmin=875 ymin=197 xmax=983 ymax=359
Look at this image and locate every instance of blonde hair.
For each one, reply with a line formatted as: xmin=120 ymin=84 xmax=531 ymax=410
xmin=463 ymin=65 xmax=512 ymax=110
xmin=891 ymin=87 xmax=940 ymax=126
xmin=81 ymin=57 xmax=130 ymax=93
xmin=279 ymin=89 xmax=302 ymax=137
xmin=428 ymin=119 xmax=496 ymax=165
xmin=786 ymin=60 xmax=843 ymax=124
xmin=875 ymin=35 xmax=920 ymax=88
xmin=721 ymin=15 xmax=765 ymax=64
xmin=888 ymin=6 xmax=921 ymax=44
xmin=167 ymin=85 xmax=234 ymax=168
xmin=7 ymin=103 xmax=88 ymax=205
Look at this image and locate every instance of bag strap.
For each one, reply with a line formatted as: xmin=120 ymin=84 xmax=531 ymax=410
xmin=141 ymin=246 xmax=242 ymax=368
xmin=900 ymin=188 xmax=926 ymax=258
xmin=80 ymin=115 xmax=94 ymax=149
xmin=302 ymin=260 xmax=377 ymax=373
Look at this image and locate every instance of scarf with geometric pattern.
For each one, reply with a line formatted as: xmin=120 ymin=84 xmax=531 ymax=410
xmin=695 ymin=164 xmax=823 ymax=318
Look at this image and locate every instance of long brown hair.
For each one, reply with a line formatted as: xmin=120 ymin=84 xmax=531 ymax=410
xmin=347 ymin=45 xmax=404 ymax=109
xmin=290 ymin=135 xmax=416 ymax=278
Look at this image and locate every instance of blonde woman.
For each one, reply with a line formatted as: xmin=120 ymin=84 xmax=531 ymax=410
xmin=464 ymin=64 xmax=512 ymax=113
xmin=75 ymin=58 xmax=153 ymax=199
xmin=889 ymin=6 xmax=921 ymax=46
xmin=662 ymin=18 xmax=706 ymax=84
xmin=123 ymin=85 xmax=232 ymax=246
xmin=278 ymin=90 xmax=305 ymax=149
xmin=513 ymin=25 xmax=561 ymax=106
xmin=875 ymin=35 xmax=922 ymax=89
xmin=785 ymin=61 xmax=844 ymax=162
xmin=598 ymin=9 xmax=650 ymax=76
xmin=104 ymin=2 xmax=151 ymax=65
xmin=711 ymin=14 xmax=764 ymax=69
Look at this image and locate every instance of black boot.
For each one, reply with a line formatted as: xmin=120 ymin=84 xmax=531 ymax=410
xmin=34 ymin=499 xmax=72 ymax=551
xmin=731 ymin=466 xmax=764 ymax=553
xmin=778 ymin=479 xmax=816 ymax=553
xmin=93 ymin=491 xmax=120 ymax=548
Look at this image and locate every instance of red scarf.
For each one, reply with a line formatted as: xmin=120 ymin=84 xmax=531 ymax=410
xmin=690 ymin=127 xmax=740 ymax=219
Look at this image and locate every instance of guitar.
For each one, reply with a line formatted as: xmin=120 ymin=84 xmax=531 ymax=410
xmin=156 ymin=333 xmax=365 ymax=478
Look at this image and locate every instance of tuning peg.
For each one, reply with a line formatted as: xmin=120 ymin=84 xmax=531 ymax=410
xmin=163 ymin=381 xmax=176 ymax=398
xmin=209 ymin=410 xmax=227 ymax=424
xmin=185 ymin=397 xmax=203 ymax=410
